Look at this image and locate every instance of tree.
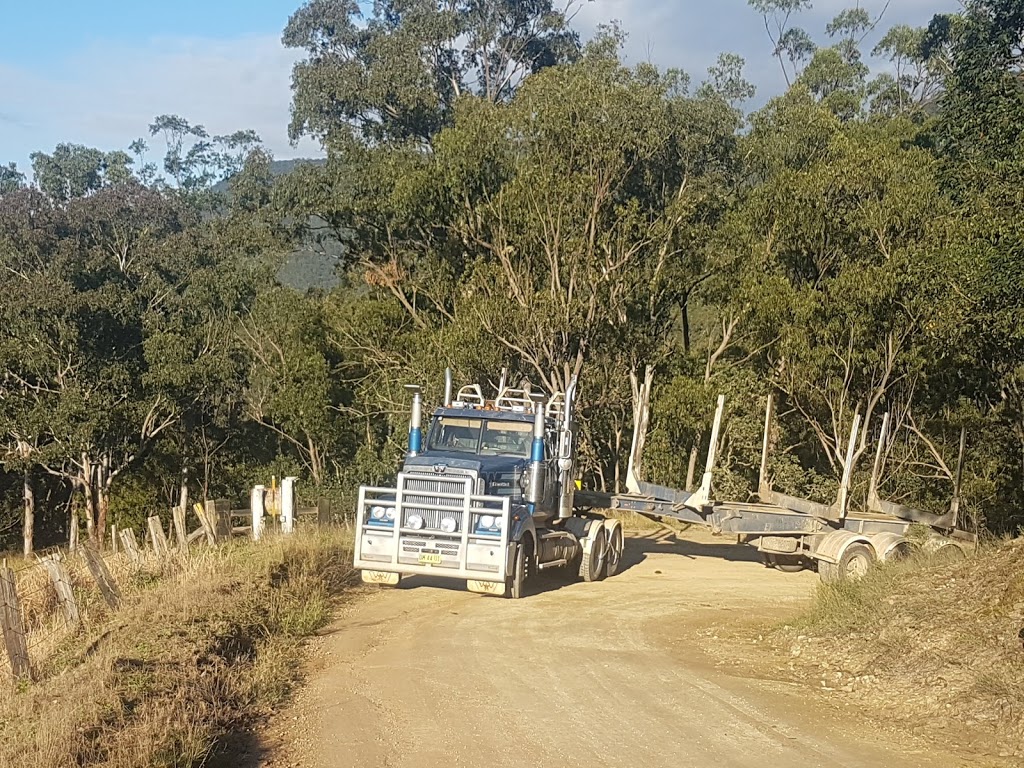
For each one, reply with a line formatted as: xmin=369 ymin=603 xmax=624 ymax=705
xmin=29 ymin=144 xmax=134 ymax=203
xmin=748 ymin=0 xmax=814 ymax=86
xmin=0 ymin=163 xmax=24 ymax=195
xmin=146 ymin=114 xmax=263 ymax=193
xmin=283 ymin=0 xmax=586 ymax=146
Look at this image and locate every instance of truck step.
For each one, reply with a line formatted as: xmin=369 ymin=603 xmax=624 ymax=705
xmin=537 ymin=559 xmax=568 ymax=571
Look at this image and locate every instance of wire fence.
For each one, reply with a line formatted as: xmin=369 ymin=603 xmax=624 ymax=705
xmin=1 ymin=496 xmax=340 ymax=685
xmin=0 ymin=504 xmax=234 ymax=684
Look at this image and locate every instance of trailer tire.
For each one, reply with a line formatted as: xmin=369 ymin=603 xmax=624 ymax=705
xmin=605 ymin=523 xmax=624 ymax=578
xmin=819 ymin=543 xmax=876 ymax=584
xmin=580 ymin=525 xmax=607 ymax=583
xmin=766 ymin=554 xmax=806 ymax=573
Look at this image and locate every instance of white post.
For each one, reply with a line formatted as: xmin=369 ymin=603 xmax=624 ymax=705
xmin=251 ymin=485 xmax=266 ymax=541
xmin=281 ymin=477 xmax=297 ymax=535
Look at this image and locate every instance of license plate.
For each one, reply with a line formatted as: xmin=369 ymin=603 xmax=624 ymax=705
xmin=419 ymin=553 xmax=442 ymax=565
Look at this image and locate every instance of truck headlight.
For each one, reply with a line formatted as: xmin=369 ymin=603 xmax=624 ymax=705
xmin=384 ymin=507 xmax=395 ymax=522
xmin=370 ymin=506 xmax=386 ymax=520
xmin=494 ymin=517 xmax=504 ymax=530
xmin=407 ymin=514 xmax=424 ymax=530
xmin=440 ymin=517 xmax=457 ymax=533
xmin=480 ymin=515 xmax=495 ymax=529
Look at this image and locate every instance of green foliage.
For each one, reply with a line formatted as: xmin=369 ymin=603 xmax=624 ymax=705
xmin=283 ymin=0 xmax=584 ymax=145
xmin=3 ymin=0 xmax=1024 ymax=547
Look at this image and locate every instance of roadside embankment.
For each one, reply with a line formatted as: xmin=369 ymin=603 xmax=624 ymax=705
xmin=773 ymin=539 xmax=1024 ymax=761
xmin=0 ymin=530 xmax=355 ymax=768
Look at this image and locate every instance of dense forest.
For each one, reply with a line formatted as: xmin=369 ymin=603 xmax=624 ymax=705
xmin=1 ymin=0 xmax=1022 ymax=555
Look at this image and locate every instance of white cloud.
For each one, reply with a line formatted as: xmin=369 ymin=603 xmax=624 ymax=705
xmin=574 ymin=0 xmax=961 ymax=101
xmin=0 ymin=35 xmax=322 ymax=174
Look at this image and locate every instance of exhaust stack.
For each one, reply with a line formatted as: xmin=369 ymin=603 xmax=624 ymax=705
xmin=526 ymin=393 xmax=547 ymax=509
xmin=444 ymin=368 xmax=453 ymax=408
xmin=557 ymin=376 xmax=579 ymax=519
xmin=405 ymin=385 xmax=423 ymax=456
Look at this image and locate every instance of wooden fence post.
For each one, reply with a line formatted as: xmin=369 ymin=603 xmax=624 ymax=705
xmin=194 ymin=502 xmax=217 ymax=545
xmin=39 ymin=553 xmax=80 ymax=627
xmin=147 ymin=516 xmax=169 ymax=558
xmin=119 ymin=529 xmax=141 ymax=565
xmin=206 ymin=499 xmax=232 ymax=540
xmin=111 ymin=524 xmax=119 ymax=555
xmin=69 ymin=511 xmax=79 ymax=552
xmin=81 ymin=546 xmax=121 ymax=610
xmin=317 ymin=498 xmax=331 ymax=527
xmin=172 ymin=506 xmax=188 ymax=550
xmin=0 ymin=563 xmax=31 ymax=681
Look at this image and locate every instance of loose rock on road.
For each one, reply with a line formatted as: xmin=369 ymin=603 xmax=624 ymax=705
xmin=257 ymin=528 xmax=976 ymax=768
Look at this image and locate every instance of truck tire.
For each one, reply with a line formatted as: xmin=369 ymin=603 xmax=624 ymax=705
xmin=605 ymin=523 xmax=624 ymax=578
xmin=819 ymin=543 xmax=876 ymax=584
xmin=508 ymin=538 xmax=533 ymax=599
xmin=580 ymin=525 xmax=607 ymax=583
xmin=766 ymin=554 xmax=806 ymax=573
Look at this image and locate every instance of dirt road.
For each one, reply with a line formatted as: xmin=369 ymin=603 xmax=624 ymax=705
xmin=257 ymin=528 xmax=977 ymax=768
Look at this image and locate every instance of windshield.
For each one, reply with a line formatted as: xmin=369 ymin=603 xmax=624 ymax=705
xmin=427 ymin=417 xmax=533 ymax=458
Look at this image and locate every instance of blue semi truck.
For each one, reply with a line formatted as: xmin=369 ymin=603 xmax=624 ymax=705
xmin=353 ymin=372 xmax=623 ymax=598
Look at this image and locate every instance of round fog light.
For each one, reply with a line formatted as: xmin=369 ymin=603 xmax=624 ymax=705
xmin=440 ymin=517 xmax=457 ymax=533
xmin=407 ymin=514 xmax=424 ymax=530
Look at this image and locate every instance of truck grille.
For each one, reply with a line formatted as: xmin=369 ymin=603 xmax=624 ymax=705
xmin=401 ymin=474 xmax=477 ymax=532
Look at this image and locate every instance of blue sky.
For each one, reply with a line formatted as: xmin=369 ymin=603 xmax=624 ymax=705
xmin=0 ymin=0 xmax=958 ymax=175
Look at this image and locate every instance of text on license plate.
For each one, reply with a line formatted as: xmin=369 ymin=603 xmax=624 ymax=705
xmin=419 ymin=553 xmax=442 ymax=565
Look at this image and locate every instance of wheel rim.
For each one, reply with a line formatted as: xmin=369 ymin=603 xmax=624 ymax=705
xmin=606 ymin=527 xmax=623 ymax=576
xmin=594 ymin=529 xmax=607 ymax=575
xmin=845 ymin=552 xmax=871 ymax=579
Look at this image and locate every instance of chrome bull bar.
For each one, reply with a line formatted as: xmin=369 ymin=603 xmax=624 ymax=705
xmin=354 ymin=473 xmax=512 ymax=583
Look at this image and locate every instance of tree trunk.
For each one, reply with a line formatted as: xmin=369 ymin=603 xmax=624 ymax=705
xmin=69 ymin=503 xmax=80 ymax=552
xmin=96 ymin=483 xmax=110 ymax=550
xmin=681 ymin=300 xmax=691 ymax=354
xmin=685 ymin=441 xmax=699 ymax=492
xmin=179 ymin=467 xmax=189 ymax=522
xmin=308 ymin=437 xmax=324 ymax=485
xmin=22 ymin=469 xmax=34 ymax=557
xmin=626 ymin=366 xmax=653 ymax=493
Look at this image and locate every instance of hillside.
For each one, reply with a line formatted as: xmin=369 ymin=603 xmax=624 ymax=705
xmin=775 ymin=541 xmax=1024 ymax=760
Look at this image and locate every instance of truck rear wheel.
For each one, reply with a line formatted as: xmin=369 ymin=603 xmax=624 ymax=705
xmin=605 ymin=524 xmax=624 ymax=578
xmin=580 ymin=525 xmax=607 ymax=583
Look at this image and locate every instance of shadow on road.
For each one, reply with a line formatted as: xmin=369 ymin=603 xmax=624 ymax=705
xmin=620 ymin=530 xmax=763 ymax=571
xmin=206 ymin=729 xmax=268 ymax=768
xmin=382 ymin=529 xmax=767 ymax=600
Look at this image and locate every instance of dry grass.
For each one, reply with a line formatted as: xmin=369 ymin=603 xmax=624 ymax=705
xmin=0 ymin=529 xmax=355 ymax=767
xmin=779 ymin=538 xmax=1024 ymax=759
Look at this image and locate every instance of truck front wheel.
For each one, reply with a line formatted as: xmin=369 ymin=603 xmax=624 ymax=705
xmin=509 ymin=538 xmax=534 ymax=599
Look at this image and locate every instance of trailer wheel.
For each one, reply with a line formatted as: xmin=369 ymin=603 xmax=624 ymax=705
xmin=820 ymin=543 xmax=876 ymax=584
xmin=605 ymin=524 xmax=624 ymax=578
xmin=766 ymin=554 xmax=806 ymax=573
xmin=580 ymin=525 xmax=607 ymax=583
